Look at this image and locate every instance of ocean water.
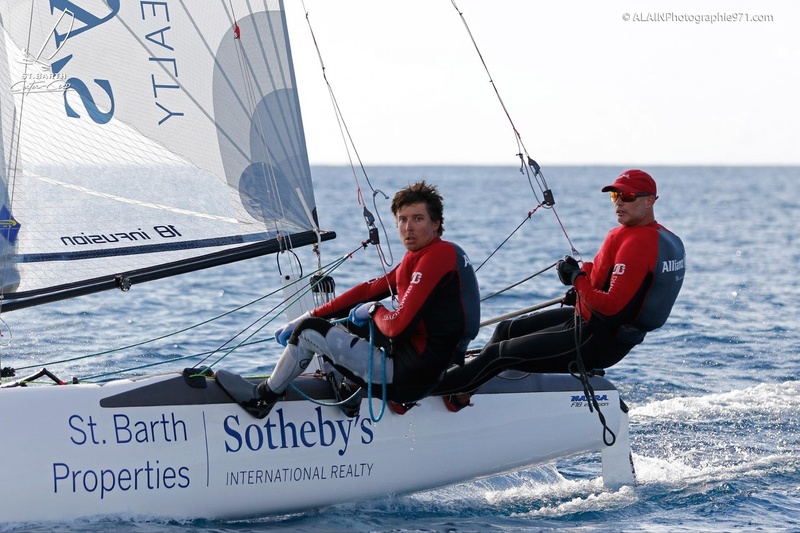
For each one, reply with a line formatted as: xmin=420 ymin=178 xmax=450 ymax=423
xmin=2 ymin=165 xmax=799 ymax=532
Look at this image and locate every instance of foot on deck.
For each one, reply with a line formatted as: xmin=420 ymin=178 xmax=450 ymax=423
xmin=442 ymin=393 xmax=473 ymax=413
xmin=215 ymin=370 xmax=279 ymax=419
xmin=389 ymin=401 xmax=417 ymax=415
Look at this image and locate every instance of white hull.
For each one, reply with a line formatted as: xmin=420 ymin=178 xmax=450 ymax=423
xmin=0 ymin=370 xmax=634 ymax=523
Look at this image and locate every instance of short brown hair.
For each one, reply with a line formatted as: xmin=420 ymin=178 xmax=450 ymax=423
xmin=391 ymin=181 xmax=445 ymax=235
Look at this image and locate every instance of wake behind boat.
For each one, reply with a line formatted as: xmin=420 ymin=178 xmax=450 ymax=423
xmin=0 ymin=0 xmax=634 ymax=523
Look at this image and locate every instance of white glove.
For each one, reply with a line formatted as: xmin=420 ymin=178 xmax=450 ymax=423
xmin=274 ymin=311 xmax=311 ymax=346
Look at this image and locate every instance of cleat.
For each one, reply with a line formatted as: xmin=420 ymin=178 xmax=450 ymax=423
xmin=325 ymin=371 xmax=361 ymax=418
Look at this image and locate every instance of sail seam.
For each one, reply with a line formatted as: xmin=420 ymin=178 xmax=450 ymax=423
xmin=33 ymin=175 xmax=239 ymax=222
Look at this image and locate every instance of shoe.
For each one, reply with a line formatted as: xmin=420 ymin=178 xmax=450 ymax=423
xmin=325 ymin=371 xmax=361 ymax=418
xmin=389 ymin=401 xmax=417 ymax=415
xmin=235 ymin=381 xmax=276 ymax=419
xmin=442 ymin=394 xmax=472 ymax=413
xmin=241 ymin=395 xmax=277 ymax=420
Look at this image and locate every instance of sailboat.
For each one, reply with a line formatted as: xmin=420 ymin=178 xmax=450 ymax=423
xmin=0 ymin=0 xmax=635 ymax=524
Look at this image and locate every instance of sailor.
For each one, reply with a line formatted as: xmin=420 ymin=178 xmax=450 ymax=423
xmin=221 ymin=181 xmax=480 ymax=418
xmin=435 ymin=169 xmax=685 ymax=411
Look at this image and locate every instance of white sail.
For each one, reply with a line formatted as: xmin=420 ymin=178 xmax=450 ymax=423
xmin=0 ymin=0 xmax=325 ymax=309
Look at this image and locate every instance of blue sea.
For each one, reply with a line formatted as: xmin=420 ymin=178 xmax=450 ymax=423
xmin=3 ymin=165 xmax=799 ymax=532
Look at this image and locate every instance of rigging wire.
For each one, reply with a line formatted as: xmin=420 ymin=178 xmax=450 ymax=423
xmin=450 ymin=1 xmax=612 ymax=443
xmin=479 ymin=262 xmax=558 ymax=302
xmin=300 ymin=1 xmax=398 ymax=305
xmin=449 ymin=0 xmax=579 ymax=261
xmin=475 ymin=202 xmax=547 ymax=273
xmin=4 ymin=247 xmax=361 ymax=381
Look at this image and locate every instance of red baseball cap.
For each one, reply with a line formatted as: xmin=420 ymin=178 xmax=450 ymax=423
xmin=601 ymin=169 xmax=657 ymax=195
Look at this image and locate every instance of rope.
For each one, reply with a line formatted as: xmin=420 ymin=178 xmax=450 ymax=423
xmin=364 ymin=318 xmax=388 ymax=422
xmin=568 ymin=305 xmax=617 ymax=447
xmin=449 ymin=6 xmax=614 ymax=446
xmin=286 ymin=317 xmax=388 ymax=423
xmin=300 ymin=1 xmax=395 ymax=270
xmin=300 ymin=1 xmax=399 ymax=319
xmin=7 ymin=250 xmax=358 ymax=383
xmin=480 ymin=263 xmax=558 ymax=303
xmin=475 ymin=203 xmax=544 ymax=272
xmin=449 ymin=1 xmax=581 ymax=273
xmin=287 ymin=378 xmax=362 ymax=410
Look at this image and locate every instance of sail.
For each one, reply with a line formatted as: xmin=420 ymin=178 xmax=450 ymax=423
xmin=0 ymin=0 xmax=330 ymax=311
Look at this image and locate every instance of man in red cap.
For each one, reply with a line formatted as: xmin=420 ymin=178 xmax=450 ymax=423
xmin=435 ymin=169 xmax=685 ymax=411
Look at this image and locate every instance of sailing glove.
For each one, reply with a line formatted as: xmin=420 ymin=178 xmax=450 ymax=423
xmin=274 ymin=311 xmax=311 ymax=346
xmin=348 ymin=302 xmax=380 ymax=327
xmin=562 ymin=288 xmax=577 ymax=307
xmin=557 ymin=256 xmax=584 ymax=286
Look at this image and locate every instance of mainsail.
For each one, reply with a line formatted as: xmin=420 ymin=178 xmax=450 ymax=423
xmin=0 ymin=0 xmax=331 ymax=311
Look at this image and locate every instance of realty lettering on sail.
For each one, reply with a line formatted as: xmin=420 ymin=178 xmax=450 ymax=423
xmin=47 ymin=0 xmax=184 ymax=125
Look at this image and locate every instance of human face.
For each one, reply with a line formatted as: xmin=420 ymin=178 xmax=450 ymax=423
xmin=396 ymin=202 xmax=440 ymax=252
xmin=612 ymin=191 xmax=656 ymax=227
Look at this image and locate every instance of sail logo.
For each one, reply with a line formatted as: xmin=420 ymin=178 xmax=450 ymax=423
xmin=40 ymin=2 xmax=184 ymax=126
xmin=10 ymin=69 xmax=70 ymax=95
xmin=35 ymin=2 xmax=122 ymax=124
xmin=60 ymin=225 xmax=182 ymax=247
xmin=410 ymin=272 xmax=423 ymax=284
xmin=612 ymin=263 xmax=626 ymax=275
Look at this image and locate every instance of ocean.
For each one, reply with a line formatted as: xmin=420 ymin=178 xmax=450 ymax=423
xmin=2 ymin=165 xmax=799 ymax=532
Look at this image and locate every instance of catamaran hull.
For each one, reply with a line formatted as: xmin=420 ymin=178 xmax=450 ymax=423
xmin=0 ymin=371 xmax=633 ymax=523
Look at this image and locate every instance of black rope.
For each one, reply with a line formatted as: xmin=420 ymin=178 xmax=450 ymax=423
xmin=301 ymin=1 xmax=398 ymax=310
xmin=480 ymin=262 xmax=557 ymax=302
xmin=475 ymin=203 xmax=544 ymax=272
xmin=568 ymin=306 xmax=617 ymax=447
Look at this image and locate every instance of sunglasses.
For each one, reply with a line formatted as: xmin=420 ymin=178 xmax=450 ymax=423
xmin=609 ymin=191 xmax=653 ymax=203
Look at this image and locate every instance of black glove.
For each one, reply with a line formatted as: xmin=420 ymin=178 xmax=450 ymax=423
xmin=556 ymin=255 xmax=584 ymax=286
xmin=562 ymin=287 xmax=577 ymax=307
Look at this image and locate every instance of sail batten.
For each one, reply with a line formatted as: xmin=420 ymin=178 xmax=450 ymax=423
xmin=0 ymin=0 xmax=324 ymax=307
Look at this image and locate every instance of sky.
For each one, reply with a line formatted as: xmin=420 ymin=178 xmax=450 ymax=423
xmin=284 ymin=1 xmax=800 ymax=166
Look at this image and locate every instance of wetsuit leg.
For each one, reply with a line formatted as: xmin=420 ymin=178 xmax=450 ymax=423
xmin=266 ymin=333 xmax=320 ymax=394
xmin=267 ymin=318 xmax=395 ymax=393
xmin=434 ymin=307 xmax=589 ymax=395
xmin=490 ymin=307 xmax=577 ymax=343
xmin=323 ymin=325 xmax=395 ymax=385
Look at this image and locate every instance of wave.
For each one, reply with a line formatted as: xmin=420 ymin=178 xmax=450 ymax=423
xmin=632 ymin=380 xmax=800 ymax=422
